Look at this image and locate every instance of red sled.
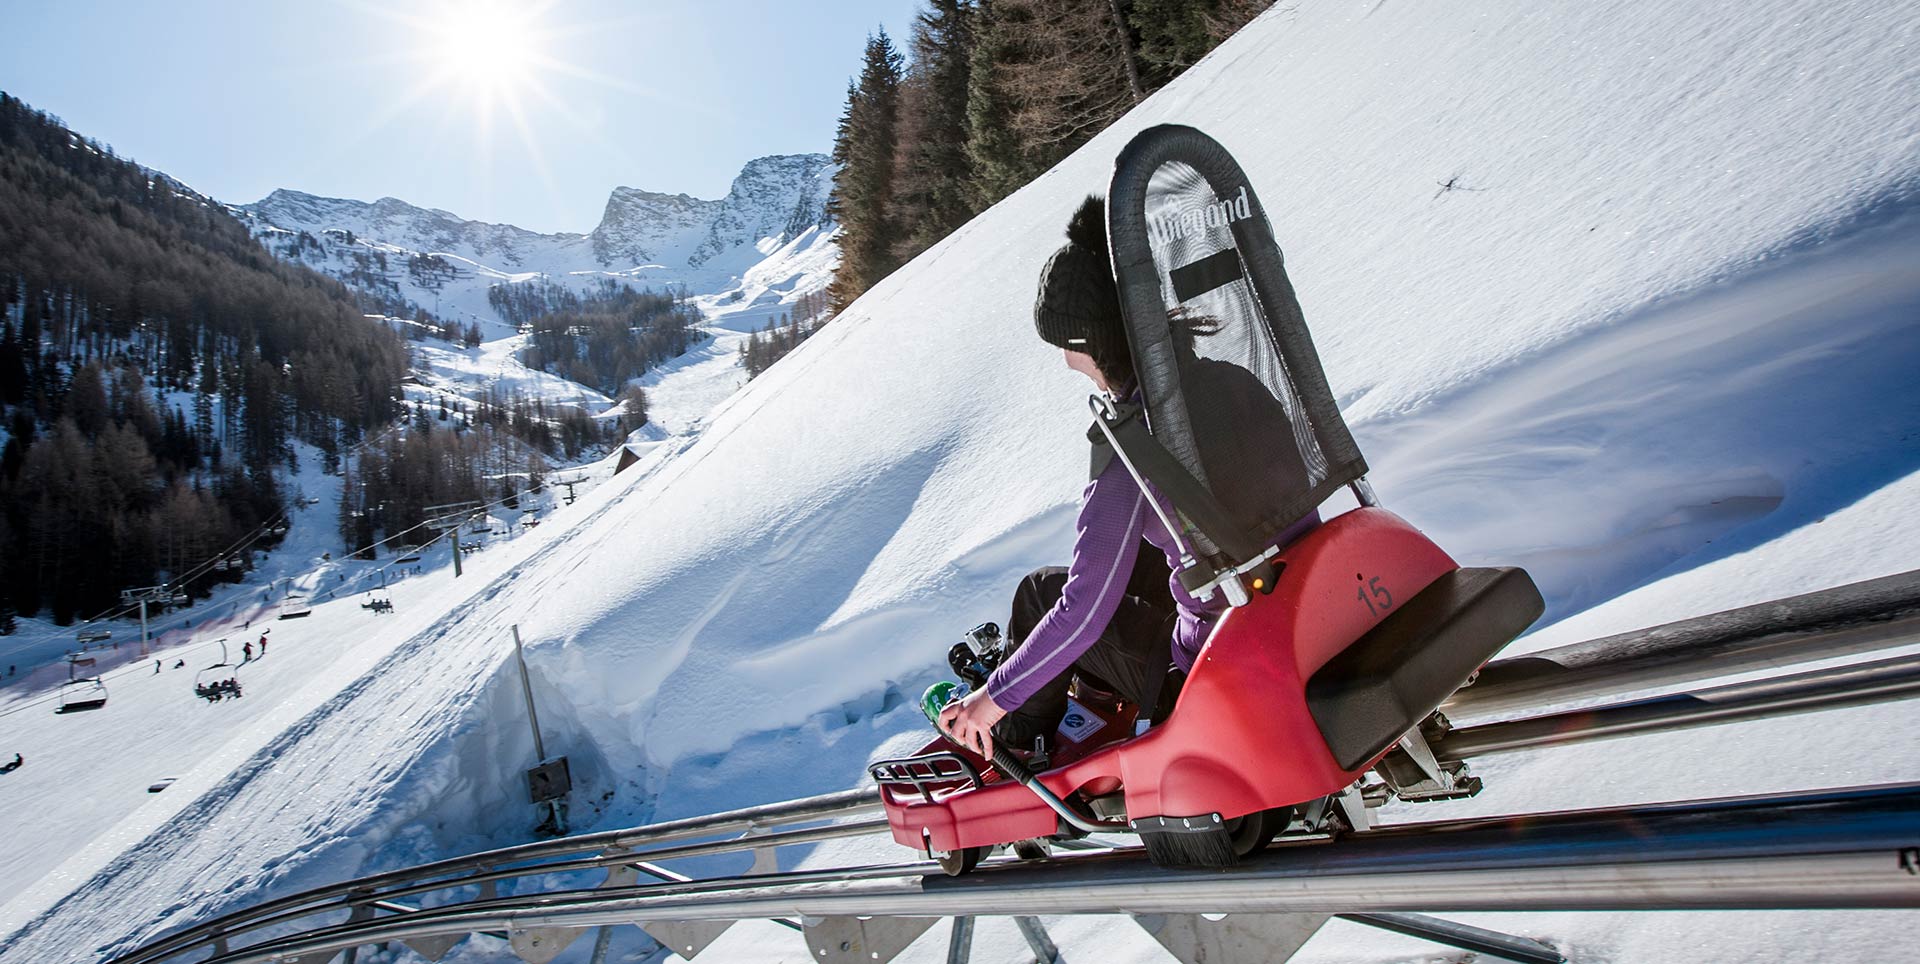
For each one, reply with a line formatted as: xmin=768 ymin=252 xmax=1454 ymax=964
xmin=873 ymin=506 xmax=1541 ymax=871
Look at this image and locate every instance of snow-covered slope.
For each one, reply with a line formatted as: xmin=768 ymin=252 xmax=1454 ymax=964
xmin=235 ymin=153 xmax=837 ymax=334
xmin=4 ymin=2 xmax=1919 ymax=962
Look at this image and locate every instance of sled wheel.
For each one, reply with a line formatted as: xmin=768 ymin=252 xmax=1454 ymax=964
xmin=1012 ymin=838 xmax=1051 ymax=861
xmin=1226 ymin=807 xmax=1290 ymax=860
xmin=936 ymin=845 xmax=986 ymax=876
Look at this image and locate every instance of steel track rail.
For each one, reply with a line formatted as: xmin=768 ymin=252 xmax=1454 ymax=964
xmin=105 ymin=789 xmax=882 ymax=964
xmin=189 ymin=783 xmax=1920 ymax=964
xmin=1438 ymin=651 xmax=1920 ymax=760
xmin=1449 ymin=568 xmax=1920 ymax=717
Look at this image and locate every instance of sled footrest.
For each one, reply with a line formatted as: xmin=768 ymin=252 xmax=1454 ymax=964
xmin=870 ymin=752 xmax=982 ymax=802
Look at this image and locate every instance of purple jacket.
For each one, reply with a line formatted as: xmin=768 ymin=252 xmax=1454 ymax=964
xmin=986 ymin=452 xmax=1319 ymax=712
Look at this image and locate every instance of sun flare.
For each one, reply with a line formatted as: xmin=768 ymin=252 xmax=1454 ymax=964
xmin=427 ymin=3 xmax=545 ymax=97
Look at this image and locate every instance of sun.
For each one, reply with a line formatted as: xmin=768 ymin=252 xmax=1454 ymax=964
xmin=427 ymin=3 xmax=545 ymax=97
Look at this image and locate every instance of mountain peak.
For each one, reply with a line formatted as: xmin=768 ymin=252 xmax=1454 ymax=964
xmin=243 ymin=152 xmax=838 ymax=279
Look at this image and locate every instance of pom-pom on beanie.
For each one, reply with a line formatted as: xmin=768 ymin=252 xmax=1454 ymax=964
xmin=1034 ymin=196 xmax=1124 ymax=361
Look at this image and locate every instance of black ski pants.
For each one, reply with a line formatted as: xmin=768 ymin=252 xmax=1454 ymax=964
xmin=992 ymin=566 xmax=1176 ymax=751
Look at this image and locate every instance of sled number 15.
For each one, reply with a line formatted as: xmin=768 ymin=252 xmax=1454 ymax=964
xmin=1357 ymin=574 xmax=1393 ymax=618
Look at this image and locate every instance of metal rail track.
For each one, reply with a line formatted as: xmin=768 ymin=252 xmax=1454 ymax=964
xmin=101 ymin=571 xmax=1920 ymax=964
xmin=1447 ymin=568 xmax=1920 ymax=718
xmin=191 ymin=783 xmax=1920 ymax=964
xmin=1437 ymin=650 xmax=1920 ymax=760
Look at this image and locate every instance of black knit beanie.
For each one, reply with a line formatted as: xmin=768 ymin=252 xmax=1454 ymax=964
xmin=1034 ymin=196 xmax=1125 ymax=366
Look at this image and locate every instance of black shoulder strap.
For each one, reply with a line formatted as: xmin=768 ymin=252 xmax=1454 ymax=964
xmin=1095 ymin=398 xmax=1261 ymax=565
xmin=1087 ymin=421 xmax=1118 ymax=480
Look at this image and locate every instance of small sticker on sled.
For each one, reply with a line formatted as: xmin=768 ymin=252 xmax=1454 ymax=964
xmin=1057 ymin=698 xmax=1107 ymax=744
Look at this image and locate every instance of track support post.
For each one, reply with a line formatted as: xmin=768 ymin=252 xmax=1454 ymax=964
xmin=1013 ymin=916 xmax=1060 ymax=964
xmin=945 ymin=916 xmax=975 ymax=964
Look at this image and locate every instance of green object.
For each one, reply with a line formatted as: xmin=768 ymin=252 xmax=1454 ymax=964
xmin=921 ymin=680 xmax=966 ymax=727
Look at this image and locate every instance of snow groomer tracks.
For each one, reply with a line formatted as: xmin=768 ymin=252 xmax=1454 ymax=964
xmin=108 ymin=571 xmax=1920 ymax=964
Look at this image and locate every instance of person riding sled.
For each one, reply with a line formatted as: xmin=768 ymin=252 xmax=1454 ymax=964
xmin=939 ymin=196 xmax=1321 ymax=760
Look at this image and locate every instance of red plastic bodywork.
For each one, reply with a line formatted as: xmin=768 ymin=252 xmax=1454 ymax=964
xmin=880 ymin=507 xmax=1457 ymax=853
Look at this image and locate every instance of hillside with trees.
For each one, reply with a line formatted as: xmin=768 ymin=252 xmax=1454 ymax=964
xmin=516 ymin=281 xmax=701 ymax=395
xmin=827 ymin=0 xmax=1271 ymax=309
xmin=0 ymin=92 xmax=408 ymax=623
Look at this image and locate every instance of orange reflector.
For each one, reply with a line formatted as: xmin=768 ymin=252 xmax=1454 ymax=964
xmin=1252 ymin=578 xmax=1265 ymax=590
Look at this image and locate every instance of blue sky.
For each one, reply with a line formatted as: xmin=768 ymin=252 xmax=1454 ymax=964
xmin=1 ymin=0 xmax=922 ymax=233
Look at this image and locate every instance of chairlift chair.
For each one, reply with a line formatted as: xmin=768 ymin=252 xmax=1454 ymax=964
xmin=194 ymin=646 xmax=240 ymax=702
xmin=56 ymin=653 xmax=110 ymax=712
xmin=75 ymin=628 xmax=113 ymax=645
xmin=57 ymin=677 xmax=109 ymax=713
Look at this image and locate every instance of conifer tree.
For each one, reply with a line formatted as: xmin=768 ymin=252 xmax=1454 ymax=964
xmin=963 ymin=0 xmax=1041 ymax=208
xmin=991 ymin=0 xmax=1139 ymax=160
xmin=827 ymin=29 xmax=906 ymax=312
xmin=891 ymin=0 xmax=978 ymax=258
xmin=1128 ymin=0 xmax=1216 ymax=79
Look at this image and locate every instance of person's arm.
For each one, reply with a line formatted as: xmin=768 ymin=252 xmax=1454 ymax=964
xmin=992 ymin=462 xmax=1150 ymax=709
xmin=944 ymin=464 xmax=1149 ymax=756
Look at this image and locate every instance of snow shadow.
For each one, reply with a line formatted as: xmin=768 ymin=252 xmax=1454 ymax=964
xmin=1362 ymin=206 xmax=1920 ymax=623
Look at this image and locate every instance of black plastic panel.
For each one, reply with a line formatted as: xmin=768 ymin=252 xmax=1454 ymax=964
xmin=1307 ymin=567 xmax=1545 ymax=770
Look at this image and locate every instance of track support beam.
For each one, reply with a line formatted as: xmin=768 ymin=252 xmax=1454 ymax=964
xmin=1341 ymin=913 xmax=1564 ymax=963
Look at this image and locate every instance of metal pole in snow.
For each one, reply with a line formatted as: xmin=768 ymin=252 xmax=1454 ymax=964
xmin=451 ymin=530 xmax=463 ymax=578
xmin=513 ymin=624 xmax=564 ymax=835
xmin=139 ymin=599 xmax=150 ymax=658
xmin=512 ymin=625 xmax=547 ymax=761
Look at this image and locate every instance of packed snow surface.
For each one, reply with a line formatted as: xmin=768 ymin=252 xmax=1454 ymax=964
xmin=3 ymin=1 xmax=1919 ymax=962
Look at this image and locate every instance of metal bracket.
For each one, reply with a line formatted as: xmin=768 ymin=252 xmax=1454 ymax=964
xmin=1333 ymin=783 xmax=1371 ymax=831
xmin=509 ymin=925 xmax=589 ymax=964
xmin=731 ymin=823 xmax=781 ymax=876
xmin=803 ymin=916 xmax=939 ymax=964
xmin=398 ymin=931 xmax=465 ymax=962
xmin=1376 ymin=728 xmax=1482 ymax=803
xmin=1187 ymin=544 xmax=1281 ymax=606
xmin=1134 ymin=913 xmax=1330 ymax=964
xmin=640 ymin=920 xmax=736 ymax=960
xmin=273 ymin=953 xmax=339 ymax=964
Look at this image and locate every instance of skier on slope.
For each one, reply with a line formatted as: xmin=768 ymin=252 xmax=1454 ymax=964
xmin=939 ymin=197 xmax=1319 ymax=760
